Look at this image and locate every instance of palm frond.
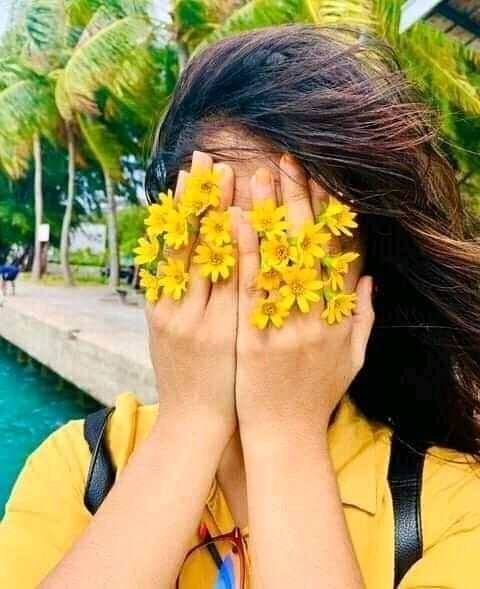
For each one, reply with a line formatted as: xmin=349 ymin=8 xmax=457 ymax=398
xmin=116 ymin=0 xmax=151 ymax=17
xmin=23 ymin=0 xmax=66 ymax=69
xmin=0 ymin=79 xmax=55 ymax=177
xmin=401 ymin=22 xmax=480 ymax=115
xmin=304 ymin=0 xmax=374 ymax=27
xmin=64 ymin=15 xmax=153 ymax=113
xmin=52 ymin=68 xmax=73 ymax=120
xmin=76 ymin=5 xmax=120 ymax=46
xmin=174 ymin=0 xmax=219 ymax=48
xmin=77 ymin=113 xmax=123 ymax=180
xmin=204 ymin=0 xmax=303 ymax=43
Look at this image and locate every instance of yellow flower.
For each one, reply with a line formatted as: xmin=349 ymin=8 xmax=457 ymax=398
xmin=296 ymin=220 xmax=331 ymax=267
xmin=182 ymin=167 xmax=222 ymax=215
xmin=280 ymin=266 xmax=323 ymax=313
xmin=157 ymin=259 xmax=189 ymax=300
xmin=144 ymin=189 xmax=175 ymax=237
xmin=251 ymin=292 xmax=291 ymax=329
xmin=255 ymin=268 xmax=282 ymax=292
xmin=163 ymin=208 xmax=190 ymax=249
xmin=139 ymin=268 xmax=160 ymax=302
xmin=260 ymin=234 xmax=297 ymax=271
xmin=193 ymin=242 xmax=236 ymax=282
xmin=199 ymin=210 xmax=232 ymax=246
xmin=133 ymin=235 xmax=159 ymax=265
xmin=321 ymin=290 xmax=357 ymax=325
xmin=247 ymin=198 xmax=289 ymax=239
xmin=322 ymin=251 xmax=360 ymax=290
xmin=317 ymin=196 xmax=358 ymax=237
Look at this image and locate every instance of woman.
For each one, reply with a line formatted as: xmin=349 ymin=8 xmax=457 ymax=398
xmin=1 ymin=25 xmax=480 ymax=588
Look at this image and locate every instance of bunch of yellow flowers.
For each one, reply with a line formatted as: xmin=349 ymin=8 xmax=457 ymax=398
xmin=133 ymin=167 xmax=235 ymax=302
xmin=133 ymin=167 xmax=359 ymax=328
xmin=248 ymin=196 xmax=359 ymax=328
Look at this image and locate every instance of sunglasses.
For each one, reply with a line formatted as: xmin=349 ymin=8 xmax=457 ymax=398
xmin=176 ymin=524 xmax=247 ymax=589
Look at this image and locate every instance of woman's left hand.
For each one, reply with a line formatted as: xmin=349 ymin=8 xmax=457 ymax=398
xmin=235 ymin=154 xmax=375 ymax=440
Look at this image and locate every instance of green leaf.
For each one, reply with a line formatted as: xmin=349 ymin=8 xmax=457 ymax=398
xmin=63 ymin=15 xmax=153 ymax=113
xmin=77 ymin=113 xmax=123 ymax=180
xmin=203 ymin=0 xmax=303 ymax=44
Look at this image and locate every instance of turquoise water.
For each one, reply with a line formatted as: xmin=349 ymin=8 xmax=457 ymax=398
xmin=0 ymin=338 xmax=101 ymax=516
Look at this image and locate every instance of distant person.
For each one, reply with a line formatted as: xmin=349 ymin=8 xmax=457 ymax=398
xmin=0 ymin=263 xmax=19 ymax=296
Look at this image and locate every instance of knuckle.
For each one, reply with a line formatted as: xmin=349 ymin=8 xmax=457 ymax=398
xmin=243 ymin=281 xmax=260 ymax=298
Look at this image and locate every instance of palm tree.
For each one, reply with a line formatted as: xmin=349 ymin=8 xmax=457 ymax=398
xmin=0 ymin=76 xmax=58 ymax=279
xmin=60 ymin=11 xmax=154 ymax=288
xmin=21 ymin=0 xmax=155 ymax=287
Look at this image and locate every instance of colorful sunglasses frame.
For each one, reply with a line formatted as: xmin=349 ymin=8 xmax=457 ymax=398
xmin=176 ymin=526 xmax=246 ymax=589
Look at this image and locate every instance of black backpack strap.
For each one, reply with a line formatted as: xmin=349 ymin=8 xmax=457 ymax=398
xmin=83 ymin=406 xmax=116 ymax=515
xmin=388 ymin=433 xmax=428 ymax=587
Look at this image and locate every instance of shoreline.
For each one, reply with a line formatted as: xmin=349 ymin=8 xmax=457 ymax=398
xmin=0 ymin=281 xmax=156 ymax=406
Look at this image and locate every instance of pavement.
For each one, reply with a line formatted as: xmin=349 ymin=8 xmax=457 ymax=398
xmin=0 ymin=278 xmax=156 ymax=403
xmin=1 ymin=278 xmax=150 ymax=364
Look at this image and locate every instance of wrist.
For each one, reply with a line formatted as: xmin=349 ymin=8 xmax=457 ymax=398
xmin=240 ymin=418 xmax=330 ymax=458
xmin=153 ymin=399 xmax=234 ymax=447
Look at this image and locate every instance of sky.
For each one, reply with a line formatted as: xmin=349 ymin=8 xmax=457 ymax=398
xmin=0 ymin=0 xmax=16 ymax=41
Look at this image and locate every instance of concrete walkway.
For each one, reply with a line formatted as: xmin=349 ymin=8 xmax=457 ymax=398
xmin=0 ymin=279 xmax=156 ymax=405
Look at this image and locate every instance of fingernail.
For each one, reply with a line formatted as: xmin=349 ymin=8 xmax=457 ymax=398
xmin=255 ymin=167 xmax=271 ymax=185
xmin=215 ymin=162 xmax=231 ymax=179
xmin=281 ymin=153 xmax=299 ymax=173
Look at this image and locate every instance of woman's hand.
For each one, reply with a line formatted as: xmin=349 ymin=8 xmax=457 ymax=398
xmin=146 ymin=150 xmax=238 ymax=441
xmin=235 ymin=154 xmax=375 ymax=440
xmin=235 ymin=155 xmax=372 ymax=588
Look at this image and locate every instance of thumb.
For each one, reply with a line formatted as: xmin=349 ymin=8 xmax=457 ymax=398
xmin=351 ymin=275 xmax=375 ymax=374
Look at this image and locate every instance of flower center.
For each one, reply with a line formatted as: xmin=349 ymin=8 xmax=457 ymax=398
xmin=262 ymin=302 xmax=277 ymax=316
xmin=214 ymin=223 xmax=224 ymax=233
xmin=275 ymin=245 xmax=288 ymax=261
xmin=210 ymin=253 xmax=224 ymax=265
xmin=201 ymin=181 xmax=214 ymax=194
xmin=174 ymin=272 xmax=185 ymax=284
xmin=261 ymin=217 xmax=273 ymax=231
xmin=290 ymin=280 xmax=305 ymax=295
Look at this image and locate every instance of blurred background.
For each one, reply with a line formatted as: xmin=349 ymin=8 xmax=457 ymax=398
xmin=0 ymin=0 xmax=478 ymax=514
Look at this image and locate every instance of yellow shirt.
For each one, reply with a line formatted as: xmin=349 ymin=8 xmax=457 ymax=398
xmin=1 ymin=391 xmax=480 ymax=588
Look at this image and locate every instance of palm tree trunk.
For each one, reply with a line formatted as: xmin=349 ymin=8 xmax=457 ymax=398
xmin=31 ymin=133 xmax=43 ymax=281
xmin=104 ymin=170 xmax=119 ymax=289
xmin=177 ymin=39 xmax=188 ymax=71
xmin=60 ymin=121 xmax=75 ymax=286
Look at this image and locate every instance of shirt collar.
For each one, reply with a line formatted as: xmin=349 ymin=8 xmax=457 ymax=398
xmin=327 ymin=393 xmax=389 ymax=516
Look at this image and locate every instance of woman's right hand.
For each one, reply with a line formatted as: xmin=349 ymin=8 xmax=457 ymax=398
xmin=145 ymin=151 xmax=238 ymax=441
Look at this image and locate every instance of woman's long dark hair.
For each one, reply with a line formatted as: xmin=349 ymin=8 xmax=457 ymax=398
xmin=145 ymin=25 xmax=480 ymax=460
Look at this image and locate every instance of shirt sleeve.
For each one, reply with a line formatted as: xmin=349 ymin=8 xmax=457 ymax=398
xmin=398 ymin=464 xmax=480 ymax=589
xmin=0 ymin=420 xmax=92 ymax=589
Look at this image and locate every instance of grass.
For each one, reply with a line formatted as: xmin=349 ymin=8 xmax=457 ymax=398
xmin=20 ymin=272 xmax=107 ymax=286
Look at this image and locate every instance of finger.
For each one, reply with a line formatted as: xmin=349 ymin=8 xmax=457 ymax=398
xmin=250 ymin=167 xmax=277 ymax=205
xmin=237 ymin=210 xmax=261 ymax=326
xmin=351 ymin=275 xmax=375 ymax=374
xmin=184 ymin=237 xmax=211 ymax=310
xmin=207 ymin=206 xmax=240 ymax=312
xmin=215 ymin=163 xmax=234 ymax=210
xmin=158 ymin=152 xmax=214 ymax=312
xmin=309 ymin=179 xmax=341 ymax=255
xmin=279 ymin=153 xmax=313 ymax=234
xmin=162 ymin=169 xmax=190 ymax=262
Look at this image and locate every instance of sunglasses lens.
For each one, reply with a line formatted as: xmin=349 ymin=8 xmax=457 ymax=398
xmin=178 ymin=538 xmax=243 ymax=589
